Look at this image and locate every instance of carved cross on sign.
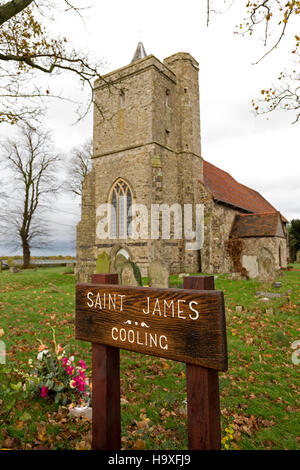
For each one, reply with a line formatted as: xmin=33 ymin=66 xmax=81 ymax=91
xmin=76 ymin=284 xmax=227 ymax=371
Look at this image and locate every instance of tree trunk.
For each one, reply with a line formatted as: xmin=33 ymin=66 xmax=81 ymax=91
xmin=22 ymin=239 xmax=31 ymax=268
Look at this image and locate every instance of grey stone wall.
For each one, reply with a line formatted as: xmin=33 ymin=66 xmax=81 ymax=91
xmin=241 ymin=236 xmax=287 ymax=275
xmin=77 ymin=52 xmax=203 ymax=280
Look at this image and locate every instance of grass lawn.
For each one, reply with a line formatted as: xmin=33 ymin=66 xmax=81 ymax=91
xmin=0 ymin=265 xmax=299 ymax=450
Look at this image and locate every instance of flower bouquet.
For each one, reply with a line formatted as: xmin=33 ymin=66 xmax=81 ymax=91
xmin=26 ymin=329 xmax=90 ymax=408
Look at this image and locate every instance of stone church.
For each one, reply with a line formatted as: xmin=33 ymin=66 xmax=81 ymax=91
xmin=76 ymin=43 xmax=288 ymax=282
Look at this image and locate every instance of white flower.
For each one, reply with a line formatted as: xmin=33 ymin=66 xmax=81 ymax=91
xmin=69 ymin=379 xmax=76 ymax=389
xmin=37 ymin=349 xmax=49 ymax=361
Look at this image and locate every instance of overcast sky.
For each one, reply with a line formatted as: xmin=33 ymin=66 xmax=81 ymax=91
xmin=1 ymin=0 xmax=299 ymax=256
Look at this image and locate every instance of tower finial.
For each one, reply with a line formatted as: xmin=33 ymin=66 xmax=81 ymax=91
xmin=131 ymin=42 xmax=147 ymax=63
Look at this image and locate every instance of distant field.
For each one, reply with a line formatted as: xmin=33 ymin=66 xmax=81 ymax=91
xmin=0 ymin=266 xmax=299 ymax=450
xmin=0 ymin=258 xmax=76 ymax=266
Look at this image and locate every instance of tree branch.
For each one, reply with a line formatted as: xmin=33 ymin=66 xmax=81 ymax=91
xmin=0 ymin=0 xmax=33 ymax=26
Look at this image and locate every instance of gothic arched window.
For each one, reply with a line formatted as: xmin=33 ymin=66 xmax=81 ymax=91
xmin=109 ymin=179 xmax=133 ymax=238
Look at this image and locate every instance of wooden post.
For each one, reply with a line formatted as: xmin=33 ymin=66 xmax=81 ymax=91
xmin=90 ymin=273 xmax=121 ymax=450
xmin=184 ymin=276 xmax=222 ymax=450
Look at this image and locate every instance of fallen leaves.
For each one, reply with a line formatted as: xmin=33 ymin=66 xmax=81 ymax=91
xmin=2 ymin=435 xmax=19 ymax=449
xmin=230 ymin=412 xmax=275 ymax=438
xmin=132 ymin=439 xmax=146 ymax=450
xmin=75 ymin=432 xmax=92 ymax=450
xmin=1 ymin=267 xmax=299 ymax=450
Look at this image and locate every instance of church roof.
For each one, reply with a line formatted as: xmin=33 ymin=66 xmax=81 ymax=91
xmin=203 ymin=160 xmax=288 ymax=222
xmin=131 ymin=42 xmax=147 ymax=63
xmin=230 ymin=212 xmax=286 ymax=238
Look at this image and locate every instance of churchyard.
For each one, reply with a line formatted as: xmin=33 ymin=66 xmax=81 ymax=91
xmin=0 ymin=265 xmax=299 ymax=450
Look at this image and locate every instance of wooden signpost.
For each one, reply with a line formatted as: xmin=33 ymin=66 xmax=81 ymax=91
xmin=75 ymin=274 xmax=228 ymax=450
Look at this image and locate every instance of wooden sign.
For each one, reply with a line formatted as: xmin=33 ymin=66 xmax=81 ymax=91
xmin=76 ymin=283 xmax=227 ymax=371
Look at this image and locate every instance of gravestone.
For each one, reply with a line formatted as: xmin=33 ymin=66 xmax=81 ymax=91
xmin=121 ymin=262 xmax=139 ymax=286
xmin=148 ymin=259 xmax=169 ymax=288
xmin=96 ymin=252 xmax=111 ymax=274
xmin=9 ymin=267 xmax=20 ymax=273
xmin=256 ymin=292 xmax=285 ymax=299
xmin=113 ymin=254 xmax=127 ymax=276
xmin=257 ymin=247 xmax=275 ymax=281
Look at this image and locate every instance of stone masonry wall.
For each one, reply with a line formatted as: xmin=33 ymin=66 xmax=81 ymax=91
xmin=198 ymin=185 xmax=240 ymax=274
xmin=241 ymin=236 xmax=287 ymax=276
xmin=76 ymin=52 xmax=204 ymax=279
xmin=76 ymin=169 xmax=96 ymax=282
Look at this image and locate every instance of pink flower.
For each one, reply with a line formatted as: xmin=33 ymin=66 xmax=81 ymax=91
xmin=73 ymin=375 xmax=86 ymax=392
xmin=62 ymin=356 xmax=68 ymax=367
xmin=78 ymin=360 xmax=86 ymax=370
xmin=41 ymin=386 xmax=48 ymax=398
xmin=56 ymin=344 xmax=64 ymax=354
xmin=77 ymin=382 xmax=85 ymax=392
xmin=66 ymin=365 xmax=75 ymax=376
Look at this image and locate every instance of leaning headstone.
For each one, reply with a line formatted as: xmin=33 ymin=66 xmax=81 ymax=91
xmin=121 ymin=262 xmax=139 ymax=286
xmin=113 ymin=254 xmax=128 ymax=276
xmin=148 ymin=259 xmax=169 ymax=288
xmin=96 ymin=252 xmax=111 ymax=274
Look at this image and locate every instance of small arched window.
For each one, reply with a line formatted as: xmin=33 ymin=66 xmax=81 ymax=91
xmin=165 ymin=89 xmax=170 ymax=107
xmin=109 ymin=179 xmax=133 ymax=238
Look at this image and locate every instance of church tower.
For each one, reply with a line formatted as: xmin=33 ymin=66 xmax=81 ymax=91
xmin=76 ymin=44 xmax=203 ymax=280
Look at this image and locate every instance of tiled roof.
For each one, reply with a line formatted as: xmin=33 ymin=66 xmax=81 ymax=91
xmin=230 ymin=212 xmax=285 ymax=238
xmin=203 ymin=160 xmax=287 ymax=222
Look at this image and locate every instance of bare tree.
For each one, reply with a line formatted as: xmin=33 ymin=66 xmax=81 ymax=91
xmin=208 ymin=1 xmax=300 ymax=123
xmin=0 ymin=124 xmax=61 ymax=267
xmin=66 ymin=138 xmax=92 ymax=197
xmin=0 ymin=1 xmax=104 ymax=124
